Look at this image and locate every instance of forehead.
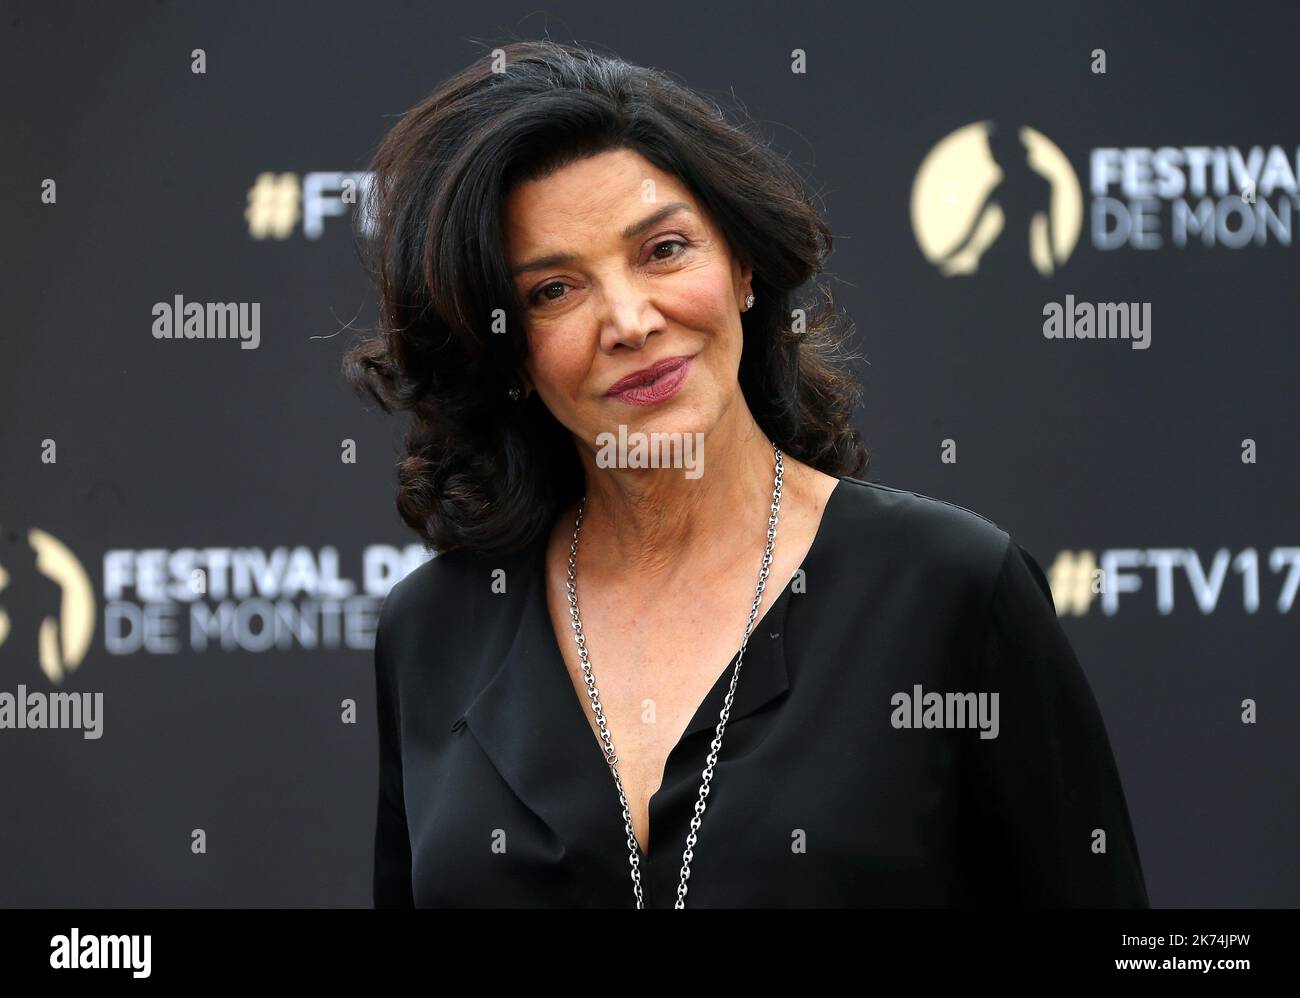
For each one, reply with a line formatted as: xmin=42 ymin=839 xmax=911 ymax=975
xmin=502 ymin=148 xmax=702 ymax=248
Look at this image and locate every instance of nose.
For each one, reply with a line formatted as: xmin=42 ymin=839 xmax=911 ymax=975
xmin=596 ymin=272 xmax=664 ymax=354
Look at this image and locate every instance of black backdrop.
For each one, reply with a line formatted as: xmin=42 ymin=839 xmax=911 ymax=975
xmin=1 ymin=0 xmax=1296 ymax=907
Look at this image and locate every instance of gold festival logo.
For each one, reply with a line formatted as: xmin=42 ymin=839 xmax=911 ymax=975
xmin=0 ymin=527 xmax=95 ymax=683
xmin=912 ymin=121 xmax=1082 ymax=278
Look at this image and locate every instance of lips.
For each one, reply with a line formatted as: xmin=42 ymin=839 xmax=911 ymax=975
xmin=604 ymin=355 xmax=694 ymax=406
xmin=605 ymin=355 xmax=692 ymax=395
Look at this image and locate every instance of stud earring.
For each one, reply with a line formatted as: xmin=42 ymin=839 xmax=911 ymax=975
xmin=507 ymin=386 xmax=521 ymax=401
xmin=744 ymin=293 xmax=755 ymax=310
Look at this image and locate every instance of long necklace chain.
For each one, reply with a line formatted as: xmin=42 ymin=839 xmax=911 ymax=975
xmin=563 ymin=442 xmax=784 ymax=908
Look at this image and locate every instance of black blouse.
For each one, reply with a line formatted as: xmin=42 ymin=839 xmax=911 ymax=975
xmin=371 ymin=476 xmax=1149 ymax=907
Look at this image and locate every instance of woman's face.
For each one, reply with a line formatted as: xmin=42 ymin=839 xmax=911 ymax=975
xmin=503 ymin=147 xmax=753 ymax=456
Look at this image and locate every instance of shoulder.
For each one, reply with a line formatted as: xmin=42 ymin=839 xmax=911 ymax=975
xmin=379 ymin=546 xmax=468 ymax=618
xmin=375 ymin=540 xmax=536 ymax=653
xmin=829 ymin=476 xmax=1013 ymax=587
xmin=824 ymin=477 xmax=1063 ymax=665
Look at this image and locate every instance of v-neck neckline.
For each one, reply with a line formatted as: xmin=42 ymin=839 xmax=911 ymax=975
xmin=532 ymin=476 xmax=846 ymax=865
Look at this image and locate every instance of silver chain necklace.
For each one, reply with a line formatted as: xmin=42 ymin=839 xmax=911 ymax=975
xmin=564 ymin=441 xmax=784 ymax=908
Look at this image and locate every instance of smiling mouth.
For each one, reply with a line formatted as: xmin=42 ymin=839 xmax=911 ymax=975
xmin=604 ymin=356 xmax=694 ymax=406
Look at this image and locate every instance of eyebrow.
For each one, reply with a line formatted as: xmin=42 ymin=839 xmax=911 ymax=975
xmin=508 ymin=202 xmax=695 ymax=278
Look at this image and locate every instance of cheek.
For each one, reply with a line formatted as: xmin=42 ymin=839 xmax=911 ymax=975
xmin=669 ymin=267 xmax=735 ymax=325
xmin=670 ymin=273 xmax=743 ymax=373
xmin=525 ymin=326 xmax=592 ymax=397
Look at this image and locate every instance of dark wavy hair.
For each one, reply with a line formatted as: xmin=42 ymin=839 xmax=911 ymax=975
xmin=344 ymin=39 xmax=869 ymax=558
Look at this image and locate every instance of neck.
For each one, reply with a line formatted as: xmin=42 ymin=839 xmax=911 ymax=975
xmin=570 ymin=397 xmax=790 ymax=586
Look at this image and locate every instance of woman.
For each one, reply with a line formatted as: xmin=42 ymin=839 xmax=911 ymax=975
xmin=346 ymin=39 xmax=1149 ymax=908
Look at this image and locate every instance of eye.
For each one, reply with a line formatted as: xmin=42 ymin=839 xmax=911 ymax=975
xmin=529 ymin=280 xmax=569 ymax=307
xmin=526 ymin=239 xmax=691 ymax=309
xmin=649 ymin=238 xmax=689 ymax=261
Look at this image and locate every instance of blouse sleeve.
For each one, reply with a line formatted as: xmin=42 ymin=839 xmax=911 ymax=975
xmin=962 ymin=538 xmax=1149 ymax=907
xmin=373 ymin=596 xmax=415 ymax=908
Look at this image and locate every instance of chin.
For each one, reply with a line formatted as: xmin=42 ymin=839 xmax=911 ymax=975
xmin=630 ymin=400 xmax=714 ymax=437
